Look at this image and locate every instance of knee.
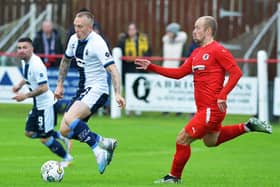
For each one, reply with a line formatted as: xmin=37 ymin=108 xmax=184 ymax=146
xmin=60 ymin=129 xmax=68 ymax=137
xmin=24 ymin=131 xmax=33 ymax=138
xmin=63 ymin=113 xmax=73 ymax=126
xmin=203 ymin=139 xmax=217 ymax=147
xmin=59 ymin=119 xmax=71 ymax=137
xmin=40 ymin=137 xmax=49 ymax=144
xmin=176 ymin=130 xmax=193 ymax=145
xmin=176 ymin=135 xmax=185 ymax=144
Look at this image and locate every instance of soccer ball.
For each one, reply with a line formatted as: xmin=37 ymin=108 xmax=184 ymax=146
xmin=40 ymin=160 xmax=64 ymax=182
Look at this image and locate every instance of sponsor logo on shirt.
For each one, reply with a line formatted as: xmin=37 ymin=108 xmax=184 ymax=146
xmin=75 ymin=57 xmax=86 ymax=67
xmin=192 ymin=65 xmax=205 ymax=72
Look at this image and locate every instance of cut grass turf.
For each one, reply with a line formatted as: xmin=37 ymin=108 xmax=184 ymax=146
xmin=0 ymin=104 xmax=279 ymax=187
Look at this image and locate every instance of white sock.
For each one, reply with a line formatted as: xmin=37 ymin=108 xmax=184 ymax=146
xmin=92 ymin=145 xmax=103 ymax=157
xmin=244 ymin=124 xmax=251 ymax=132
xmin=63 ymin=153 xmax=73 ymax=161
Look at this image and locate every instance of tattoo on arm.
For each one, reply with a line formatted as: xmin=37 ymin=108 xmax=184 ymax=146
xmin=107 ymin=64 xmax=121 ymax=95
xmin=112 ymin=72 xmax=121 ymax=95
xmin=58 ymin=57 xmax=71 ymax=83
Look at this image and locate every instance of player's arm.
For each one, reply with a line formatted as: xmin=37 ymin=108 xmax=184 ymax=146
xmin=106 ymin=64 xmax=126 ymax=108
xmin=135 ymin=58 xmax=192 ymax=79
xmin=216 ymin=48 xmax=242 ymax=112
xmin=216 ymin=48 xmax=243 ymax=100
xmin=26 ymin=83 xmax=48 ymax=97
xmin=55 ymin=56 xmax=71 ymax=99
xmin=96 ymin=36 xmax=126 ymax=108
xmin=55 ymin=35 xmax=74 ymax=99
xmin=12 ymin=79 xmax=26 ymax=93
xmin=12 ymin=83 xmax=48 ymax=102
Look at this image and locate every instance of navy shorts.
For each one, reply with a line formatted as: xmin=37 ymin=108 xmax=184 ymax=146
xmin=25 ymin=105 xmax=57 ymax=138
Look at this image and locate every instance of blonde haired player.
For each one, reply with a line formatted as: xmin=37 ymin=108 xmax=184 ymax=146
xmin=55 ymin=11 xmax=125 ymax=174
xmin=135 ymin=16 xmax=272 ymax=184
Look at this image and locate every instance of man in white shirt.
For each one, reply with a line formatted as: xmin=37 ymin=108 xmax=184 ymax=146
xmin=162 ymin=22 xmax=187 ymax=68
xmin=13 ymin=37 xmax=72 ymax=167
xmin=55 ymin=11 xmax=125 ymax=174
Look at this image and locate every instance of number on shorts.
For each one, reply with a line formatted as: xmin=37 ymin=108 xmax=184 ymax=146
xmin=38 ymin=116 xmax=44 ymax=130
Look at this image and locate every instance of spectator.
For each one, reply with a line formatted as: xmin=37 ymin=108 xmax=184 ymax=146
xmin=33 ymin=20 xmax=63 ymax=67
xmin=117 ymin=22 xmax=152 ymax=116
xmin=162 ymin=22 xmax=187 ymax=68
xmin=117 ymin=22 xmax=152 ymax=85
xmin=162 ymin=22 xmax=187 ymax=116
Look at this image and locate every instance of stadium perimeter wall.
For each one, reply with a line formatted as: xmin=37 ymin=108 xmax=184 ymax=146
xmin=0 ymin=0 xmax=279 ymax=56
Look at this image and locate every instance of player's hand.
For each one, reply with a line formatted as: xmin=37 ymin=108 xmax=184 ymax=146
xmin=54 ymin=84 xmax=64 ymax=99
xmin=217 ymin=99 xmax=227 ymax=112
xmin=115 ymin=94 xmax=126 ymax=109
xmin=12 ymin=85 xmax=20 ymax=93
xmin=134 ymin=58 xmax=151 ymax=70
xmin=12 ymin=93 xmax=27 ymax=102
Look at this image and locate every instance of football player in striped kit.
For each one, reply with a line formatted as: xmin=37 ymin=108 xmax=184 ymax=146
xmin=13 ymin=37 xmax=73 ymax=167
xmin=55 ymin=11 xmax=125 ymax=174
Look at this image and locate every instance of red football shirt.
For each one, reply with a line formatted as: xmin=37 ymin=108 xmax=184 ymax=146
xmin=148 ymin=41 xmax=242 ymax=110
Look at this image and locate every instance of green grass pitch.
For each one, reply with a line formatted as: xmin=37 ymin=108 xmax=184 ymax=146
xmin=0 ymin=104 xmax=279 ymax=187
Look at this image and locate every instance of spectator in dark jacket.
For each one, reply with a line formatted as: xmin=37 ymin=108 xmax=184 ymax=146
xmin=33 ymin=20 xmax=64 ymax=67
xmin=117 ymin=22 xmax=152 ymax=86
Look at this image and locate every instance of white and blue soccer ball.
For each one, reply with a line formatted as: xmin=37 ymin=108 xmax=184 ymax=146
xmin=40 ymin=160 xmax=64 ymax=182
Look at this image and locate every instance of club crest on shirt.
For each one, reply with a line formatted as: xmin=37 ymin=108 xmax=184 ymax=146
xmin=85 ymin=49 xmax=88 ymax=56
xmin=105 ymin=52 xmax=110 ymax=57
xmin=202 ymin=53 xmax=209 ymax=61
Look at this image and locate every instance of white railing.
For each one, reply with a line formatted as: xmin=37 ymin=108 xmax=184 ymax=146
xmin=243 ymin=3 xmax=280 ymax=76
xmin=257 ymin=51 xmax=269 ymax=121
xmin=0 ymin=4 xmax=52 ymax=66
xmin=110 ymin=48 xmax=123 ymax=118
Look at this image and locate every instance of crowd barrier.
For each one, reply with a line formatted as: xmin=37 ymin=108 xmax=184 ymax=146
xmin=0 ymin=48 xmax=279 ymax=120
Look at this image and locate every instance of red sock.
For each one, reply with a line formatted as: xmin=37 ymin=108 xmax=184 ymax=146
xmin=170 ymin=143 xmax=191 ymax=178
xmin=216 ymin=124 xmax=246 ymax=146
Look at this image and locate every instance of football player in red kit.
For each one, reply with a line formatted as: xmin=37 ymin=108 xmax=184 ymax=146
xmin=135 ymin=16 xmax=272 ymax=184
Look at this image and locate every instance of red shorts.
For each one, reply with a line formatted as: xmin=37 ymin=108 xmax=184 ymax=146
xmin=185 ymin=108 xmax=226 ymax=139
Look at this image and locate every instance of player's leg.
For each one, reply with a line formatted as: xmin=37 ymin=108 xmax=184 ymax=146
xmin=203 ymin=117 xmax=272 ymax=147
xmin=62 ymin=101 xmax=110 ymax=174
xmin=203 ymin=124 xmax=245 ymax=147
xmin=60 ymin=90 xmax=116 ymax=174
xmin=155 ymin=111 xmax=207 ymax=184
xmin=40 ymin=135 xmax=73 ymax=167
xmin=41 ymin=106 xmax=73 ymax=167
xmin=155 ymin=129 xmax=194 ymax=184
xmin=51 ymin=105 xmax=72 ymax=153
xmin=52 ymin=130 xmax=72 ymax=153
xmin=201 ymin=108 xmax=243 ymax=147
xmin=25 ymin=107 xmax=72 ymax=167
